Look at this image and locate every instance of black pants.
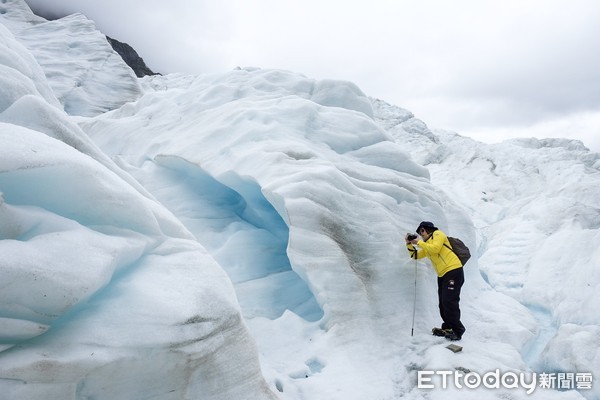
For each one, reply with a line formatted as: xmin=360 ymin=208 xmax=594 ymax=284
xmin=437 ymin=267 xmax=465 ymax=337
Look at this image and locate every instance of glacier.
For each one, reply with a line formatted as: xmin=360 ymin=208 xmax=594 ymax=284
xmin=1 ymin=1 xmax=599 ymax=399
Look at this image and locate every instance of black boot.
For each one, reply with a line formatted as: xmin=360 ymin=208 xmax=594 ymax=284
xmin=444 ymin=330 xmax=461 ymax=341
xmin=432 ymin=327 xmax=453 ymax=337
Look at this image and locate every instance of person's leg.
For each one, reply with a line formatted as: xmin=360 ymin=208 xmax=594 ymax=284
xmin=437 ymin=276 xmax=450 ymax=329
xmin=440 ymin=268 xmax=465 ymax=338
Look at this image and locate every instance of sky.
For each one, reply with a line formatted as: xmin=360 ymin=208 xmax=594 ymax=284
xmin=23 ymin=0 xmax=600 ymax=152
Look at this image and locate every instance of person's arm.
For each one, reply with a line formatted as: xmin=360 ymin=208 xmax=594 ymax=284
xmin=405 ymin=234 xmax=424 ymax=259
xmin=417 ymin=231 xmax=445 ymax=255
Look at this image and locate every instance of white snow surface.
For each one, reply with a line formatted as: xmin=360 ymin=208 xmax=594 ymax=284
xmin=0 ymin=1 xmax=599 ymax=399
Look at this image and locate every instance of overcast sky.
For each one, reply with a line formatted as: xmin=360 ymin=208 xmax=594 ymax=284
xmin=24 ymin=0 xmax=600 ymax=152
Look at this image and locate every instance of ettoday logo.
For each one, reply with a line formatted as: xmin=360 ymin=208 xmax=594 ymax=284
xmin=417 ymin=369 xmax=593 ymax=394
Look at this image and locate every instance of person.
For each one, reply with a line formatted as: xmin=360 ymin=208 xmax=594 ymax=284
xmin=405 ymin=221 xmax=465 ymax=341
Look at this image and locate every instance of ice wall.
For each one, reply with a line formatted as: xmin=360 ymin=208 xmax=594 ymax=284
xmin=0 ymin=3 xmax=277 ymax=399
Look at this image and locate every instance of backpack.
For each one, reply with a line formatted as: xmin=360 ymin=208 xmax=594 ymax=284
xmin=444 ymin=237 xmax=471 ymax=266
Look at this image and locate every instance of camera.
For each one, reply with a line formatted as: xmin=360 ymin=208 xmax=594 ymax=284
xmin=406 ymin=233 xmax=418 ymax=241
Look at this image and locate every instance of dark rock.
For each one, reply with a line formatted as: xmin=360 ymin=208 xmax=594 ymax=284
xmin=106 ymin=36 xmax=160 ymax=78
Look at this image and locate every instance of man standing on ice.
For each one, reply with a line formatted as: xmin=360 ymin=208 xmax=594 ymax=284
xmin=405 ymin=221 xmax=465 ymax=341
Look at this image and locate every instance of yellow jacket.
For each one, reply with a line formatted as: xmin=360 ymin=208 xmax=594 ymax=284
xmin=407 ymin=230 xmax=462 ymax=277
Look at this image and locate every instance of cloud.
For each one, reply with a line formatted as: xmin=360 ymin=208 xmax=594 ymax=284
xmin=24 ymin=0 xmax=238 ymax=73
xmin=466 ymin=108 xmax=600 ymax=152
xmin=22 ymin=0 xmax=600 ymax=152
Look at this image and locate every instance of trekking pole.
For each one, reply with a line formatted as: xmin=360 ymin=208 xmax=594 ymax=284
xmin=411 ymin=257 xmax=417 ymax=337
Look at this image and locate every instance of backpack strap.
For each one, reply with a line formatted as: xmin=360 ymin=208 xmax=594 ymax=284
xmin=443 ymin=240 xmax=463 ymax=266
xmin=443 ymin=241 xmax=457 ymax=257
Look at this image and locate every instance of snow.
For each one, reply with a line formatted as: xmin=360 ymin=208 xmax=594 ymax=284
xmin=13 ymin=12 xmax=142 ymax=116
xmin=1 ymin=1 xmax=599 ymax=399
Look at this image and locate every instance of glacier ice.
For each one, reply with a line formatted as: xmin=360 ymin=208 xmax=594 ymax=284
xmin=1 ymin=1 xmax=599 ymax=399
